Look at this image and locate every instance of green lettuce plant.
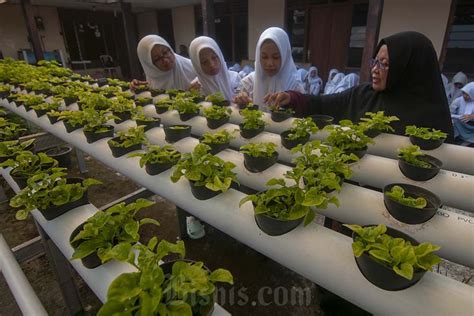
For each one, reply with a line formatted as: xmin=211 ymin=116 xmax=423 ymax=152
xmin=405 ymin=125 xmax=447 ymax=140
xmin=240 ymin=142 xmax=277 ymax=158
xmin=324 ymin=119 xmax=374 ymax=151
xmin=203 ymin=105 xmax=231 ymax=120
xmin=385 ymin=185 xmax=427 ymax=208
xmin=398 ymin=145 xmax=432 ymax=168
xmin=108 ymin=126 xmax=146 ymax=148
xmin=285 ymin=117 xmax=318 ymax=140
xmin=359 ymin=111 xmax=399 ymax=133
xmin=0 ymin=151 xmax=58 ymax=178
xmin=240 ymin=108 xmax=266 ymax=129
xmin=0 ymin=139 xmax=35 ymax=158
xmin=201 ymin=130 xmax=235 ymax=145
xmin=129 ymin=145 xmax=181 ymax=167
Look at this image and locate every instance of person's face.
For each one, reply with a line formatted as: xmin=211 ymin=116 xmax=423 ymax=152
xmin=462 ymin=92 xmax=472 ymax=102
xmin=151 ymin=44 xmax=175 ymax=71
xmin=455 ymin=82 xmax=464 ymax=89
xmin=199 ymin=48 xmax=221 ymax=76
xmin=371 ymin=44 xmax=389 ymax=91
xmin=260 ymin=40 xmax=281 ymax=77
xmin=310 ymin=70 xmax=317 ymax=77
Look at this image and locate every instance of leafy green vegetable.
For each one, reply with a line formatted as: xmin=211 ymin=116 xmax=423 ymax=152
xmin=0 ymin=151 xmax=58 ymax=177
xmin=240 ymin=142 xmax=277 ymax=158
xmin=385 ymin=185 xmax=427 ymax=208
xmin=344 ymin=224 xmax=441 ymax=280
xmin=129 ymin=145 xmax=181 ymax=167
xmin=108 ymin=126 xmax=146 ymax=148
xmin=82 ymin=108 xmax=117 ymax=133
xmin=171 ymin=143 xmax=238 ymax=193
xmin=405 ymin=125 xmax=447 ymax=140
xmin=398 ymin=145 xmax=432 ymax=168
xmin=201 ymin=130 xmax=235 ymax=145
xmin=0 ymin=139 xmax=35 ymax=157
xmin=203 ymin=105 xmax=231 ymax=120
xmin=324 ymin=119 xmax=374 ymax=152
xmin=240 ymin=108 xmax=266 ymax=130
xmin=0 ymin=117 xmax=27 ymax=141
xmin=169 ymin=95 xmax=201 ymax=114
xmin=285 ymin=117 xmax=318 ymax=140
xmin=359 ymin=111 xmax=399 ymax=133
xmin=10 ymin=169 xmax=101 ymax=220
xmin=71 ymin=199 xmax=157 ymax=263
xmin=205 ymin=92 xmax=226 ymax=104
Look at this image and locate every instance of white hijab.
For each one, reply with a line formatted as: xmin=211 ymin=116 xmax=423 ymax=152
xmin=253 ymin=27 xmax=300 ymax=109
xmin=451 ymin=82 xmax=474 ymax=117
xmin=297 ymin=68 xmax=308 ymax=83
xmin=306 ymin=66 xmax=323 ymax=95
xmin=189 ymin=36 xmax=235 ymax=100
xmin=325 ymin=72 xmax=344 ymax=94
xmin=333 ymin=73 xmax=359 ymax=93
xmin=239 ymin=65 xmax=254 ymax=78
xmin=324 ymin=69 xmax=339 ymax=94
xmin=137 ymin=35 xmax=196 ymax=90
xmin=447 ymin=71 xmax=469 ymax=104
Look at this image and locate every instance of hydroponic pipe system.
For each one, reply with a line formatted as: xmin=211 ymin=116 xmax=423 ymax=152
xmin=1 ymin=99 xmax=474 ymax=316
xmin=141 ymin=105 xmax=474 ymax=214
xmin=0 ymin=168 xmax=230 ymax=316
xmin=3 ymin=99 xmax=474 ymax=267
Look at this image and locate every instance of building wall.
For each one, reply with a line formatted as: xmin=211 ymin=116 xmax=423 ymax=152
xmin=247 ymin=0 xmax=285 ymax=60
xmin=0 ymin=4 xmax=68 ymax=60
xmin=171 ymin=5 xmax=195 ymax=51
xmin=379 ymin=0 xmax=452 ymax=57
xmin=136 ymin=11 xmax=159 ymax=41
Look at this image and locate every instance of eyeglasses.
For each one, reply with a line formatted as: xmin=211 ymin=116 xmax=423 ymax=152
xmin=154 ymin=49 xmax=173 ymax=63
xmin=370 ymin=58 xmax=389 ymax=70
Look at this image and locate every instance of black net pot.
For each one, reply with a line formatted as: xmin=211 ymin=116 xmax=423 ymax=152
xmin=47 ymin=113 xmax=59 ymax=124
xmin=164 ymin=125 xmax=192 ymax=143
xmin=271 ymin=110 xmax=292 ymax=122
xmin=193 ymin=96 xmax=206 ymax=104
xmin=33 ymin=89 xmax=51 ymax=96
xmin=383 ymin=183 xmax=441 ymax=225
xmin=84 ymin=126 xmax=114 ymax=144
xmin=160 ymin=260 xmax=215 ymax=316
xmin=108 ymin=138 xmax=142 ymax=158
xmin=134 ymin=87 xmax=148 ymax=94
xmin=243 ymin=152 xmax=278 ymax=173
xmin=310 ymin=114 xmax=334 ymax=129
xmin=255 ymin=212 xmax=304 ymax=236
xmin=280 ymin=130 xmax=310 ymax=150
xmin=145 ymin=160 xmax=176 ymax=175
xmin=239 ymin=124 xmax=264 ymax=139
xmin=44 ymin=145 xmax=73 ymax=168
xmin=0 ymin=91 xmax=9 ymax=99
xmin=206 ymin=117 xmax=229 ymax=129
xmin=352 ymin=226 xmax=426 ymax=291
xmin=212 ymin=100 xmax=230 ymax=107
xmin=150 ymin=88 xmax=166 ymax=97
xmin=189 ymin=181 xmax=221 ymax=200
xmin=179 ymin=111 xmax=199 ymax=122
xmin=97 ymin=78 xmax=108 ymax=87
xmin=155 ymin=105 xmax=170 ymax=114
xmin=202 ymin=141 xmax=229 ymax=155
xmin=64 ymin=97 xmax=78 ymax=106
xmin=39 ymin=178 xmax=90 ymax=220
xmin=69 ymin=222 xmax=102 ymax=269
xmin=136 ymin=118 xmax=161 ymax=131
xmin=113 ymin=111 xmax=133 ymax=123
xmin=344 ymin=146 xmax=368 ymax=160
xmin=63 ymin=121 xmax=83 ymax=133
xmin=409 ymin=136 xmax=445 ymax=150
xmin=364 ymin=129 xmax=381 ymax=138
xmin=34 ymin=108 xmax=49 ymax=117
xmin=238 ymin=103 xmax=259 ymax=110
xmin=398 ymin=155 xmax=442 ymax=181
xmin=136 ymin=99 xmax=153 ymax=107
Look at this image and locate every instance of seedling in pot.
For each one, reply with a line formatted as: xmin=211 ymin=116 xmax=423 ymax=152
xmin=385 ymin=185 xmax=426 ymax=208
xmin=154 ymin=97 xmax=173 ymax=113
xmin=205 ymin=91 xmax=229 ymax=106
xmin=31 ymin=99 xmax=62 ymax=117
xmin=203 ymin=105 xmax=231 ymax=129
xmin=108 ymin=126 xmax=146 ymax=157
xmin=135 ymin=96 xmax=153 ymax=107
xmin=0 ymin=151 xmax=58 ymax=181
xmin=240 ymin=142 xmax=278 ymax=173
xmin=359 ymin=111 xmax=399 ymax=137
xmin=268 ymin=105 xmax=294 ymax=122
xmin=70 ymin=198 xmax=158 ymax=266
xmin=240 ymin=108 xmax=266 ymax=138
xmin=0 ymin=118 xmax=27 ymax=141
xmin=200 ymin=130 xmax=235 ymax=146
xmin=397 ymin=145 xmax=442 ymax=181
xmin=281 ymin=117 xmax=318 ymax=149
xmin=324 ymin=119 xmax=374 ymax=158
xmin=0 ymin=139 xmax=35 ymax=162
xmin=129 ymin=145 xmax=181 ymax=175
xmin=171 ymin=143 xmax=239 ymax=199
xmin=10 ymin=168 xmax=101 ymax=220
xmin=405 ymin=125 xmax=447 ymax=150
xmin=170 ymin=95 xmax=201 ymax=121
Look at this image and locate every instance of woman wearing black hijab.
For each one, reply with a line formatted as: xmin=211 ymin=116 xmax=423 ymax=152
xmin=265 ymin=31 xmax=454 ymax=140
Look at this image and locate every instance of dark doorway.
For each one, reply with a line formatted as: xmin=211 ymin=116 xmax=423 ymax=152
xmin=308 ymin=2 xmax=353 ymax=80
xmin=157 ymin=9 xmax=175 ymax=51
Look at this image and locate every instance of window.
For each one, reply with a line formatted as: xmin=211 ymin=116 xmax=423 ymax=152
xmin=443 ymin=0 xmax=474 ymax=75
xmin=287 ymin=9 xmax=306 ymax=62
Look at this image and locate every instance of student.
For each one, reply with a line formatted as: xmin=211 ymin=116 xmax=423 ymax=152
xmin=189 ymin=36 xmax=241 ymax=101
xmin=233 ymin=27 xmax=305 ymax=111
xmin=132 ymin=35 xmax=196 ymax=91
xmin=451 ymin=82 xmax=474 ymax=145
xmin=305 ymin=66 xmax=323 ymax=96
xmin=323 ymin=68 xmax=339 ymax=94
xmin=324 ymin=72 xmax=344 ymax=95
xmin=265 ymin=31 xmax=454 ymax=139
xmin=332 ymin=73 xmax=360 ymax=94
xmin=447 ymin=72 xmax=468 ymax=105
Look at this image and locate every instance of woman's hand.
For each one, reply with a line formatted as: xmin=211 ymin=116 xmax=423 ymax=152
xmin=263 ymin=92 xmax=291 ymax=109
xmin=130 ymin=79 xmax=148 ymax=91
xmin=461 ymin=114 xmax=474 ymax=123
xmin=233 ymin=92 xmax=252 ymax=106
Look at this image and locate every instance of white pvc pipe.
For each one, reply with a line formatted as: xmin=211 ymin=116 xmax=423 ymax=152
xmin=143 ymin=105 xmax=474 ymax=213
xmin=2 ymin=99 xmax=474 ymax=315
xmin=0 ymin=234 xmax=47 ymax=316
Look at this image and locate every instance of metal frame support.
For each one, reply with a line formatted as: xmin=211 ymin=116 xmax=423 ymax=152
xmin=34 ymin=222 xmax=84 ymax=315
xmin=12 ymin=236 xmax=45 ymax=264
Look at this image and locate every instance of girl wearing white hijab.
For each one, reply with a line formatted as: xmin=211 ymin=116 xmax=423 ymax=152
xmin=447 ymin=71 xmax=468 ymax=104
xmin=305 ymin=66 xmax=323 ymax=96
xmin=133 ymin=35 xmax=197 ymax=91
xmin=239 ymin=65 xmax=254 ymax=78
xmin=333 ymin=73 xmax=360 ymax=94
xmin=324 ymin=72 xmax=344 ymax=95
xmin=451 ymin=82 xmax=474 ymax=145
xmin=323 ymin=68 xmax=339 ymax=94
xmin=297 ymin=68 xmax=308 ymax=83
xmin=189 ymin=36 xmax=241 ymax=101
xmin=234 ymin=27 xmax=304 ymax=111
